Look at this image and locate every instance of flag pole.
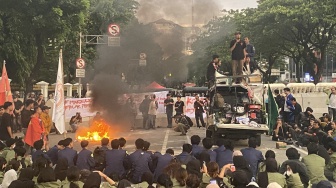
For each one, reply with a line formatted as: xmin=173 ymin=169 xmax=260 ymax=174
xmin=3 ymin=60 xmax=5 ymax=102
xmin=60 ymin=49 xmax=67 ymax=139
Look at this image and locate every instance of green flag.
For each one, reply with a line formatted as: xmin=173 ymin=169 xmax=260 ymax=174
xmin=267 ymin=85 xmax=279 ymax=134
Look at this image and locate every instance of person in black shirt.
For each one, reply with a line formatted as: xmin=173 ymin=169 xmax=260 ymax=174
xmin=206 ymin=55 xmax=220 ymax=84
xmin=164 ymin=94 xmax=174 ymax=128
xmin=194 ymin=95 xmax=205 ymax=128
xmin=21 ymin=99 xmax=35 ymax=136
xmin=274 ymin=89 xmax=285 ymax=112
xmin=175 ymin=96 xmax=185 ymax=116
xmin=230 ymin=31 xmax=246 ymax=83
xmin=13 ymin=96 xmax=23 ymax=133
xmin=0 ymin=102 xmax=14 ymax=141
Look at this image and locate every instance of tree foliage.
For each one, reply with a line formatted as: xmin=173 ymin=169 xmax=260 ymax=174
xmin=0 ymin=0 xmax=138 ymax=93
xmin=188 ymin=0 xmax=336 ymax=84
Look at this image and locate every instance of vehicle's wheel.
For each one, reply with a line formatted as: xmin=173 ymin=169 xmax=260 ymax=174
xmin=255 ymin=134 xmax=261 ymax=146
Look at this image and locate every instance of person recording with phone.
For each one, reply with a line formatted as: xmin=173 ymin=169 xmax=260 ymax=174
xmin=229 ymin=31 xmax=246 ymax=84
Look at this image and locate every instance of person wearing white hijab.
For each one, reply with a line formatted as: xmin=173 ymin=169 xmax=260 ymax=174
xmin=1 ymin=169 xmax=17 ymax=188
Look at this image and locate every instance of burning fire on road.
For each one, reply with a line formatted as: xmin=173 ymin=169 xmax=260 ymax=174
xmin=76 ymin=119 xmax=111 ymax=141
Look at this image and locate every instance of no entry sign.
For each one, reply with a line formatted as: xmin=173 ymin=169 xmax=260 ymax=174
xmin=108 ymin=24 xmax=120 ymax=36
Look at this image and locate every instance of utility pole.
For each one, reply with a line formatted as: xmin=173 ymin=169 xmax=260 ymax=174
xmin=79 ymin=32 xmax=82 ymax=98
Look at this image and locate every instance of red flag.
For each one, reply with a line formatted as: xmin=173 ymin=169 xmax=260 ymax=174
xmin=0 ymin=61 xmax=13 ymax=105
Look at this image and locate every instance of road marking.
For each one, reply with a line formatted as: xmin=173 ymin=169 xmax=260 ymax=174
xmin=289 ymin=145 xmax=308 ymax=155
xmin=161 ymin=129 xmax=170 ymax=153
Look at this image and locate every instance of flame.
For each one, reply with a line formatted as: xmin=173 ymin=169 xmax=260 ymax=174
xmin=76 ymin=119 xmax=110 ymax=141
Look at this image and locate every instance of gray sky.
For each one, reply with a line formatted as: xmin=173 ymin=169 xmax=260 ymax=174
xmin=136 ymin=0 xmax=259 ymax=26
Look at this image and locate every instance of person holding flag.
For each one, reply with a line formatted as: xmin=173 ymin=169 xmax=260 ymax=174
xmin=267 ymin=85 xmax=279 ymax=135
xmin=52 ymin=49 xmax=66 ymax=135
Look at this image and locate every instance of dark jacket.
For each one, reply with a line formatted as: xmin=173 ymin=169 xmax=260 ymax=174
xmin=214 ymin=146 xmax=233 ymax=168
xmin=246 ymin=44 xmax=255 ymax=58
xmin=21 ymin=109 xmax=33 ymax=129
xmin=9 ymin=179 xmax=35 ymax=188
xmin=297 ymin=112 xmax=314 ymax=128
xmin=241 ymin=147 xmax=264 ymax=177
xmin=139 ymin=99 xmax=151 ymax=115
xmin=191 ymin=145 xmax=203 ymax=157
xmin=176 ymin=152 xmax=195 ymax=165
xmin=58 ymin=147 xmax=77 ymax=166
xmin=153 ymin=152 xmax=174 ymax=182
xmin=207 ymin=62 xmax=216 ymax=81
xmin=32 ymin=150 xmax=51 ymax=164
xmin=76 ymin=148 xmax=95 ymax=170
xmin=290 ymin=103 xmax=302 ymax=123
xmin=104 ymin=149 xmax=127 ymax=177
xmin=205 ymin=149 xmax=217 ymax=162
xmin=275 ymin=95 xmax=285 ymax=111
xmin=46 ymin=145 xmax=59 ymax=165
xmin=318 ymin=144 xmax=330 ymax=165
xmin=279 ymin=159 xmax=309 ymax=187
xmin=126 ymin=149 xmax=153 ymax=184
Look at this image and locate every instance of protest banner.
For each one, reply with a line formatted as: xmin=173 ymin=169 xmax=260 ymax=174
xmin=64 ymin=98 xmax=96 ymax=119
xmin=119 ymin=91 xmax=169 ymax=115
xmin=64 ymin=91 xmax=169 ymax=119
xmin=184 ymin=96 xmax=207 ymax=117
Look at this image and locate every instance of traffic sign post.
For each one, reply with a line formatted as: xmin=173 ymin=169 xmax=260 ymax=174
xmin=76 ymin=58 xmax=86 ymax=98
xmin=76 ymin=69 xmax=85 ymax=78
xmin=108 ymin=37 xmax=121 ymax=47
xmin=108 ymin=24 xmax=120 ymax=36
xmin=76 ymin=58 xmax=86 ymax=69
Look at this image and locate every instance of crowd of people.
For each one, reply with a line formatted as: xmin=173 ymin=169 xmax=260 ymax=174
xmin=0 ymin=132 xmax=333 ymax=188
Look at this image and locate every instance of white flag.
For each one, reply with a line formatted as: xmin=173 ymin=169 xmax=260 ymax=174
xmin=52 ymin=49 xmax=65 ymax=134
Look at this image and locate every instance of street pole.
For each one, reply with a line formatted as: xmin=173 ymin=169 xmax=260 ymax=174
xmin=326 ymin=53 xmax=328 ymax=82
xmin=79 ymin=32 xmax=82 ymax=98
xmin=332 ymin=56 xmax=334 ymax=75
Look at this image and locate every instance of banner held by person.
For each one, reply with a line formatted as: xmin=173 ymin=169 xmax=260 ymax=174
xmin=52 ymin=49 xmax=66 ymax=134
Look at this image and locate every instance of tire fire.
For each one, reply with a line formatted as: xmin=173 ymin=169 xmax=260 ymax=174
xmin=76 ymin=119 xmax=110 ymax=141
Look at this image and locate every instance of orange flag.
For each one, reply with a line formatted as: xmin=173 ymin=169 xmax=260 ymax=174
xmin=0 ymin=61 xmax=13 ymax=105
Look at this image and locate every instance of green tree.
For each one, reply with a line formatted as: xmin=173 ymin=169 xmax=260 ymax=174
xmin=249 ymin=0 xmax=336 ymax=83
xmin=0 ymin=0 xmax=90 ymax=93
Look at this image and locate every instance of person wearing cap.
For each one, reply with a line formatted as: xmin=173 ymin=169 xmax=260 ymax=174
xmin=230 ymin=31 xmax=246 ymax=84
xmin=297 ymin=107 xmax=314 ymax=129
xmin=40 ymin=106 xmax=52 ymax=151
